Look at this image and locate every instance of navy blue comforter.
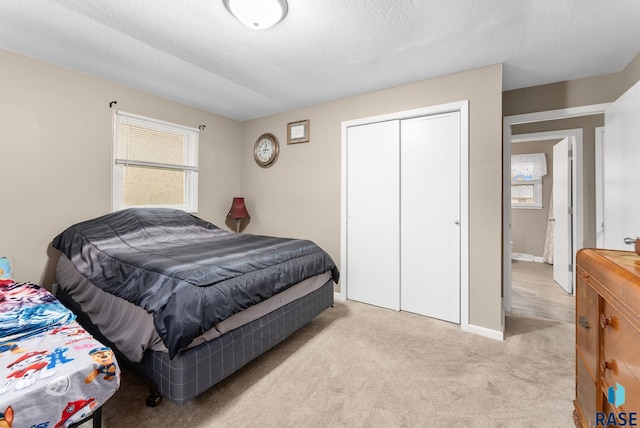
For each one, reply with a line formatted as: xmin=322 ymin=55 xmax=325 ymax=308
xmin=52 ymin=208 xmax=339 ymax=358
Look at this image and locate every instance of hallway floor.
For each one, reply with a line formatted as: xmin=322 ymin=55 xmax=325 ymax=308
xmin=510 ymin=260 xmax=575 ymax=324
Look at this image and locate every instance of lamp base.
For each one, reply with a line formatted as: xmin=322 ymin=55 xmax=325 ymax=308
xmin=235 ymin=218 xmax=241 ymax=233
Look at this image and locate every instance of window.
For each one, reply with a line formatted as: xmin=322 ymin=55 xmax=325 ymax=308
xmin=511 ymin=153 xmax=546 ymax=209
xmin=113 ymin=111 xmax=199 ymax=212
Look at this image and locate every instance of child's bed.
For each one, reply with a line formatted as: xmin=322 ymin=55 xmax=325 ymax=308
xmin=0 ymin=281 xmax=120 ymax=427
xmin=51 ymin=208 xmax=338 ymax=405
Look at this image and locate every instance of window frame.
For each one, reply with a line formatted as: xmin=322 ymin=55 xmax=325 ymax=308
xmin=511 ymin=179 xmax=543 ymax=209
xmin=510 ymin=153 xmax=546 ymax=210
xmin=112 ymin=111 xmax=199 ymax=213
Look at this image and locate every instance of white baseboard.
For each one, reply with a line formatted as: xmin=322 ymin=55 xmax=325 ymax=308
xmin=511 ymin=252 xmax=533 ymax=262
xmin=511 ymin=253 xmax=544 ymax=263
xmin=461 ymin=323 xmax=504 ymax=341
xmin=337 ymin=295 xmax=505 ymax=341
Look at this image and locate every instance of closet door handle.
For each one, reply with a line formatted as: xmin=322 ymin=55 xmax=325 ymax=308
xmin=624 ymin=237 xmax=637 ymax=245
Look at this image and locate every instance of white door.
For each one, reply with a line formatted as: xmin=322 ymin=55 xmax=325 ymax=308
xmin=346 ymin=120 xmax=400 ymax=310
xmin=552 ymin=138 xmax=572 ymax=293
xmin=603 ymin=80 xmax=640 ymax=250
xmin=400 ymin=113 xmax=461 ymax=323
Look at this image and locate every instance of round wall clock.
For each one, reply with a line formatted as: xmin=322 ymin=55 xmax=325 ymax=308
xmin=253 ymin=133 xmax=280 ymax=168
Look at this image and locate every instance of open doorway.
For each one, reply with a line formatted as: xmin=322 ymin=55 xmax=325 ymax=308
xmin=502 ymin=104 xmax=609 ymax=325
xmin=509 ymin=133 xmax=575 ymax=323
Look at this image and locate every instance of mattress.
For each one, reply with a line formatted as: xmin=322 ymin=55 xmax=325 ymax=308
xmin=56 ymin=254 xmax=331 ymax=362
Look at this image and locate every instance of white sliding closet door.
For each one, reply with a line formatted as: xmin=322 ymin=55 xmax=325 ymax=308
xmin=346 ymin=120 xmax=400 ymax=310
xmin=400 ymin=113 xmax=461 ymax=323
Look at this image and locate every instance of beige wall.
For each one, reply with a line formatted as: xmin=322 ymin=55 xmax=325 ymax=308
xmin=621 ymin=53 xmax=640 ymax=92
xmin=512 ymin=115 xmax=604 ymax=250
xmin=504 ymin=52 xmax=639 ymax=256
xmin=0 ymin=49 xmax=242 ymax=287
xmin=510 ymin=140 xmax=558 ymax=257
xmin=504 ymin=53 xmax=640 ymax=114
xmin=240 ymin=65 xmax=504 ymax=332
xmin=3 ymin=45 xmax=637 ymax=336
xmin=0 ymin=48 xmax=503 ymax=333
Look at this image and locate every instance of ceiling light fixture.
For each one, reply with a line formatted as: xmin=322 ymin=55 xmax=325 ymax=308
xmin=223 ymin=0 xmax=288 ymax=30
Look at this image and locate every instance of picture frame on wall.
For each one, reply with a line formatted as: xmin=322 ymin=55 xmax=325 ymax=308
xmin=287 ymin=119 xmax=310 ymax=144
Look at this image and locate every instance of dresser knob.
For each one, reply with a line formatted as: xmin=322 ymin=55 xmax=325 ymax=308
xmin=600 ymin=314 xmax=612 ymax=329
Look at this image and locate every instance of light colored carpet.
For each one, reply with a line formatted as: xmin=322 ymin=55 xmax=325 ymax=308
xmin=92 ymin=300 xmax=574 ymax=427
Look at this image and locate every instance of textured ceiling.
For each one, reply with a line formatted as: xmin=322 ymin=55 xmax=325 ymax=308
xmin=1 ymin=0 xmax=639 ymax=120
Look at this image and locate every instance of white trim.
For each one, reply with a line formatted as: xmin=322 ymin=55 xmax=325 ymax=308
xmin=595 ymin=126 xmax=605 ymax=248
xmin=114 ymin=110 xmax=201 ymax=133
xmin=511 ymin=252 xmax=534 ymax=262
xmin=112 ymin=111 xmax=200 ymax=213
xmin=504 ymin=104 xmax=611 ymax=126
xmin=506 ymin=128 xmax=583 ymax=304
xmin=341 ymin=101 xmax=468 ymax=128
xmin=461 ymin=323 xmax=504 ymax=341
xmin=503 ymin=104 xmax=610 ymax=317
xmin=334 ymin=291 xmax=346 ymax=301
xmin=341 ymin=100 xmax=470 ymax=330
xmin=510 ymin=253 xmax=545 ymax=263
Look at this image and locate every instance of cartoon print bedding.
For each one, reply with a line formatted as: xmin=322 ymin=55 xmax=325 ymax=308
xmin=0 ymin=281 xmax=120 ymax=428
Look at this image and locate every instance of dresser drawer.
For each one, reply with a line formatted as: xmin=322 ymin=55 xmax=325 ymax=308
xmin=577 ymin=270 xmax=599 ymax=377
xmin=601 ymin=302 xmax=640 ymax=414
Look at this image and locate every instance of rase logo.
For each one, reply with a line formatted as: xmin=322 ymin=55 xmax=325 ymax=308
xmin=609 ymin=383 xmax=626 ymax=408
xmin=596 ymin=383 xmax=637 ymax=427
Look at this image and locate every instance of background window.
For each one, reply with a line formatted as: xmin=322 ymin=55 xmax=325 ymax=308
xmin=511 ymin=153 xmax=546 ymax=209
xmin=113 ymin=111 xmax=199 ymax=212
xmin=511 ymin=181 xmax=542 ymax=208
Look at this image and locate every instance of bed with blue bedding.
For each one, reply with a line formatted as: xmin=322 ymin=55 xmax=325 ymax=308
xmin=52 ymin=208 xmax=338 ymax=405
xmin=0 ymin=281 xmax=120 ymax=427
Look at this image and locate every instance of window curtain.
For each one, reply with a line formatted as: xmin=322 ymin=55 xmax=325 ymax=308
xmin=114 ymin=110 xmax=199 ymax=171
xmin=511 ymin=153 xmax=547 ymax=181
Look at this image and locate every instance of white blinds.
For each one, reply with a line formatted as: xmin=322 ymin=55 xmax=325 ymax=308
xmin=114 ymin=111 xmax=199 ymax=171
xmin=511 ymin=153 xmax=547 ymax=182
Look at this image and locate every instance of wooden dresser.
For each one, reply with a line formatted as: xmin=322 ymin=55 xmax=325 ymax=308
xmin=574 ymin=248 xmax=640 ymax=427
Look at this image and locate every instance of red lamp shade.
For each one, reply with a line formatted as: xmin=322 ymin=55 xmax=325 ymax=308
xmin=227 ymin=197 xmax=250 ymax=220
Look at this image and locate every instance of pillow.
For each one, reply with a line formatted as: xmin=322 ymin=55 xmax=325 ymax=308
xmin=0 ymin=257 xmax=12 ymax=280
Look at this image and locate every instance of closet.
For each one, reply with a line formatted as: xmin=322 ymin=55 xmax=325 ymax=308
xmin=345 ymin=108 xmax=463 ymax=324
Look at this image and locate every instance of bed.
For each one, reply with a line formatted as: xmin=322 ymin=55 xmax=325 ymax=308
xmin=51 ymin=208 xmax=338 ymax=405
xmin=0 ymin=281 xmax=120 ymax=427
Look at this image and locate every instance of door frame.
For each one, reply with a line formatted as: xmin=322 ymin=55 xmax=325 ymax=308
xmin=503 ymin=103 xmax=610 ymax=314
xmin=340 ymin=100 xmax=469 ymax=330
xmin=551 ymin=136 xmax=574 ymax=294
xmin=595 ymin=126 xmax=605 ymax=248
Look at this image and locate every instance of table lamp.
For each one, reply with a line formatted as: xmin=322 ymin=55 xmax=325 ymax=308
xmin=227 ymin=197 xmax=250 ymax=233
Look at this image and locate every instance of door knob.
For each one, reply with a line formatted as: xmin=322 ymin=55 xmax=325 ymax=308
xmin=626 ymin=237 xmax=640 ymax=255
